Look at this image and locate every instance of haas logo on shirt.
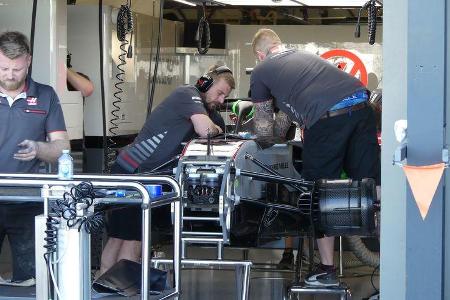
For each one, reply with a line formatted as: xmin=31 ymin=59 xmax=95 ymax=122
xmin=26 ymin=97 xmax=38 ymax=106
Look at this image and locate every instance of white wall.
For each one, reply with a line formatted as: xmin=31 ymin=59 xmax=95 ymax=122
xmin=227 ymin=24 xmax=382 ymax=98
xmin=0 ymin=0 xmax=83 ymax=140
xmin=68 ymin=5 xmax=183 ymax=137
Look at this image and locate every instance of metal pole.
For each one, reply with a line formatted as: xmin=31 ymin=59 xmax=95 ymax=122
xmin=0 ymin=176 xmax=181 ymax=300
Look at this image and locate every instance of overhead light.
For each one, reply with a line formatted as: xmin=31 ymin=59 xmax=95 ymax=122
xmin=173 ymin=0 xmax=197 ymax=6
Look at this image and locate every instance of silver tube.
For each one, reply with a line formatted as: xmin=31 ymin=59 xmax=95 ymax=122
xmin=218 ymin=241 xmax=223 ymax=260
xmin=339 ymin=236 xmax=344 ymax=277
xmin=241 ymin=265 xmax=251 ymax=300
xmin=0 ymin=173 xmax=182 ymax=193
xmin=0 ymin=176 xmax=181 ymax=300
xmin=152 ymin=258 xmax=252 ymax=267
xmin=182 ymin=216 xmax=220 ymax=221
xmin=173 ymin=197 xmax=182 ymax=295
xmin=290 ymin=285 xmax=351 ymax=298
xmin=182 ymin=231 xmax=223 ymax=236
xmin=182 ymin=237 xmax=225 ymax=243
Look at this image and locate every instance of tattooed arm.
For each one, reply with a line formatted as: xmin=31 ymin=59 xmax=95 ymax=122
xmin=253 ymin=99 xmax=292 ymax=148
xmin=253 ymin=100 xmax=275 ymax=138
xmin=274 ymin=110 xmax=292 ymax=138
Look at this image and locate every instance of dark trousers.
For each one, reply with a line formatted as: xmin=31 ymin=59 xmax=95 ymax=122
xmin=302 ymin=106 xmax=380 ymax=184
xmin=0 ymin=203 xmax=43 ymax=281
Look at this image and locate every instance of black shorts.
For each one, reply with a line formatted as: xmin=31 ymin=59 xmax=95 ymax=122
xmin=302 ymin=105 xmax=380 ymax=184
xmin=107 ymin=206 xmax=142 ymax=241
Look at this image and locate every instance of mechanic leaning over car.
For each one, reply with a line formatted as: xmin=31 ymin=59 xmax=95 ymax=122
xmin=98 ymin=64 xmax=236 ymax=276
xmin=249 ymin=28 xmax=380 ymax=287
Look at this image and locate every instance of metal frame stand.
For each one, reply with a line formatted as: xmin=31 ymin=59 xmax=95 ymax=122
xmin=289 ymin=285 xmax=352 ymax=300
xmin=153 ymin=258 xmax=252 ymax=300
xmin=173 ymin=158 xmax=253 ymax=300
xmin=0 ymin=173 xmax=182 ymax=300
xmin=288 ymin=236 xmax=352 ymax=300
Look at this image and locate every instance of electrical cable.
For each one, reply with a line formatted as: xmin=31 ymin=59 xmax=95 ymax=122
xmin=196 ymin=3 xmax=211 ymax=55
xmin=367 ymin=0 xmax=377 ymax=45
xmin=106 ymin=0 xmax=134 ymax=172
xmin=116 ymin=2 xmax=133 ymax=43
xmin=146 ymin=0 xmax=165 ymax=115
xmin=354 ymin=0 xmax=380 ymax=45
xmin=370 ymin=264 xmax=380 ymax=294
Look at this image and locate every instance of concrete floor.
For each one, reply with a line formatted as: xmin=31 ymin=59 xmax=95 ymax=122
xmin=0 ymin=240 xmax=379 ymax=300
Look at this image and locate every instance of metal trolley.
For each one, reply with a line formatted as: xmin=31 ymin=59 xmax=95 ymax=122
xmin=0 ymin=173 xmax=182 ymax=300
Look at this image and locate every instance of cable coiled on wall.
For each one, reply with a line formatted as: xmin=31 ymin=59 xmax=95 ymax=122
xmin=117 ymin=3 xmax=133 ymax=42
xmin=106 ymin=1 xmax=134 ymax=172
xmin=367 ymin=0 xmax=377 ymax=45
xmin=196 ymin=3 xmax=211 ymax=55
xmin=354 ymin=0 xmax=380 ymax=45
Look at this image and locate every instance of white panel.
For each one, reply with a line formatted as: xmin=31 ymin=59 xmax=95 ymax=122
xmin=0 ymin=0 xmax=33 ymax=34
xmin=61 ymin=92 xmax=84 ymax=140
xmin=68 ymin=5 xmax=111 ymax=137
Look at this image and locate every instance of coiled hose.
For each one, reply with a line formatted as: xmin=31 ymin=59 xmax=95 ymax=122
xmin=367 ymin=0 xmax=377 ymax=45
xmin=196 ymin=3 xmax=211 ymax=55
xmin=346 ymin=236 xmax=380 ymax=267
xmin=106 ymin=2 xmax=134 ymax=172
xmin=355 ymin=0 xmax=379 ymax=45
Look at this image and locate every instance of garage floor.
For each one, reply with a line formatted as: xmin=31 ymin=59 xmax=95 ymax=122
xmin=0 ymin=240 xmax=379 ymax=300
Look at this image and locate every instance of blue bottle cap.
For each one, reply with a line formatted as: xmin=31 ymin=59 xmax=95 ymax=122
xmin=146 ymin=184 xmax=162 ymax=199
xmin=115 ymin=190 xmax=126 ymax=197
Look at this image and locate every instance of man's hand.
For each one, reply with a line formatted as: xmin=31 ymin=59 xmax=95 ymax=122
xmin=214 ymin=124 xmax=223 ymax=134
xmin=14 ymin=140 xmax=39 ymax=161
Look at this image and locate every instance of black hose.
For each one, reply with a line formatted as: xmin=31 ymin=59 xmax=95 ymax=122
xmin=146 ymin=0 xmax=165 ymax=115
xmin=196 ymin=3 xmax=211 ymax=55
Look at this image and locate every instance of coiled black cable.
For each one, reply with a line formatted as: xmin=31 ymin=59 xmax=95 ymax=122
xmin=367 ymin=1 xmax=377 ymax=45
xmin=196 ymin=3 xmax=211 ymax=55
xmin=355 ymin=0 xmax=379 ymax=45
xmin=117 ymin=3 xmax=133 ymax=42
xmin=106 ymin=1 xmax=134 ymax=172
xmin=43 ymin=215 xmax=60 ymax=263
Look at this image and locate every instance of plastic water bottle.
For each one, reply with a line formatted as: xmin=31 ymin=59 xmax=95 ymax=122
xmin=58 ymin=149 xmax=73 ymax=180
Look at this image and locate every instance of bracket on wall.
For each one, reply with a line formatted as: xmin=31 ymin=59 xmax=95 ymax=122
xmin=393 ymin=144 xmax=449 ymax=168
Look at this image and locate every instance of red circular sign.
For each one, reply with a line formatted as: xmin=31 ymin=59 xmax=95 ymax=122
xmin=320 ymin=49 xmax=368 ymax=86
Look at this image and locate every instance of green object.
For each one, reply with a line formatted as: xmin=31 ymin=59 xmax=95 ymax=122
xmin=231 ymin=100 xmax=255 ymax=118
xmin=340 ymin=170 xmax=348 ymax=179
xmin=231 ymin=100 xmax=241 ymax=115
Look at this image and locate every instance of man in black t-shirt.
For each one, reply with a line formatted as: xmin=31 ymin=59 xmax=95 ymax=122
xmin=250 ymin=29 xmax=380 ymax=287
xmin=98 ymin=65 xmax=235 ymax=276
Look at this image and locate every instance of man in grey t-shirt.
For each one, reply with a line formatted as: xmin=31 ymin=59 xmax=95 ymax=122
xmin=250 ymin=29 xmax=379 ymax=287
xmin=99 ymin=65 xmax=236 ymax=276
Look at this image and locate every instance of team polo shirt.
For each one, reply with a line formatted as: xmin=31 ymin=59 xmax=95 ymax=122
xmin=0 ymin=77 xmax=66 ymax=173
xmin=250 ymin=49 xmax=366 ymax=129
xmin=116 ymin=85 xmax=225 ymax=173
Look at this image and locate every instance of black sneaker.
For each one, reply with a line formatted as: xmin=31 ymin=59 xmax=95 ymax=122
xmin=278 ymin=251 xmax=294 ymax=269
xmin=304 ymin=264 xmax=339 ymax=287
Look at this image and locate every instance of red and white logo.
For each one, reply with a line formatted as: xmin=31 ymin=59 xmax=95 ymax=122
xmin=27 ymin=97 xmax=38 ymax=106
